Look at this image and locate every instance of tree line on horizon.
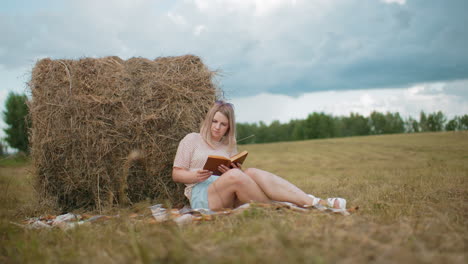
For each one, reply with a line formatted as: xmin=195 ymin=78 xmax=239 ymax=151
xmin=236 ymin=111 xmax=468 ymax=145
xmin=2 ymin=92 xmax=468 ymax=153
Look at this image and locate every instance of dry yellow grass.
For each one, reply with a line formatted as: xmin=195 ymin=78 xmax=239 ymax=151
xmin=1 ymin=132 xmax=467 ymax=263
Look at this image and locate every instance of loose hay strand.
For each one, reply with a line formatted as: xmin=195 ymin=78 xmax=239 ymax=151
xmin=57 ymin=60 xmax=72 ymax=95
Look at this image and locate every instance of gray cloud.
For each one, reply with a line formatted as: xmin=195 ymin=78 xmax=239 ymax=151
xmin=0 ymin=0 xmax=467 ymax=97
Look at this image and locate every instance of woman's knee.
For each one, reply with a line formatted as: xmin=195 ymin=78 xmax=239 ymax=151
xmin=244 ymin=168 xmax=260 ymax=176
xmin=244 ymin=168 xmax=267 ymax=182
xmin=224 ymin=169 xmax=250 ymax=186
xmin=243 ymin=168 xmax=254 ymax=176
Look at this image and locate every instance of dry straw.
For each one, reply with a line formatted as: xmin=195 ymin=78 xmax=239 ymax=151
xmin=28 ymin=55 xmax=219 ymax=211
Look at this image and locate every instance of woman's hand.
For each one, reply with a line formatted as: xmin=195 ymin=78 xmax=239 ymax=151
xmin=231 ymin=162 xmax=242 ymax=170
xmin=194 ymin=169 xmax=212 ymax=183
xmin=218 ymin=163 xmax=242 ymax=174
xmin=173 ymin=167 xmax=212 ymax=184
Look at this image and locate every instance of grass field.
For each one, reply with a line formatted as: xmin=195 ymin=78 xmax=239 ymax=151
xmin=1 ymin=132 xmax=467 ymax=263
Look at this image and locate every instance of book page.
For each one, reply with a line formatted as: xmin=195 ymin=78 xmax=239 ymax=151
xmin=230 ymin=151 xmax=248 ymax=165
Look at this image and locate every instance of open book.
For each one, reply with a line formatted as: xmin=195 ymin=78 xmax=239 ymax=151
xmin=203 ymin=151 xmax=248 ymax=176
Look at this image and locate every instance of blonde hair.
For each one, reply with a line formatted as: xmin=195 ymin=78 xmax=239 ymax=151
xmin=200 ymin=100 xmax=237 ymax=151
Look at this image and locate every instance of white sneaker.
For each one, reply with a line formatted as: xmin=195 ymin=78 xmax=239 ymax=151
xmin=326 ymin=197 xmax=346 ymax=210
xmin=305 ymin=194 xmax=322 ymax=207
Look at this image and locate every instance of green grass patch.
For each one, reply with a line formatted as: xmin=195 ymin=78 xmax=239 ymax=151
xmin=0 ymin=154 xmax=30 ymax=167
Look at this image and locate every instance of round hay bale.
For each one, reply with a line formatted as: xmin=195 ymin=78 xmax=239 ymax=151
xmin=28 ymin=55 xmax=219 ymax=211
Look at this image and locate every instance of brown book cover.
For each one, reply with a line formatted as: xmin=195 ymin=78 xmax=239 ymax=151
xmin=203 ymin=151 xmax=248 ymax=176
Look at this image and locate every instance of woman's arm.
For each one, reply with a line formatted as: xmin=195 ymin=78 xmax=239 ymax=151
xmin=172 ymin=167 xmax=212 ymax=184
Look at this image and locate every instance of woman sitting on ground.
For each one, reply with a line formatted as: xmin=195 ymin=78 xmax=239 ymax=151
xmin=172 ymin=100 xmax=346 ymax=210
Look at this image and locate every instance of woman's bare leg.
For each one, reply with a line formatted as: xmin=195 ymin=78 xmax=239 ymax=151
xmin=243 ymin=168 xmax=341 ymax=208
xmin=207 ymin=169 xmax=270 ymax=210
xmin=243 ymin=168 xmax=312 ymax=206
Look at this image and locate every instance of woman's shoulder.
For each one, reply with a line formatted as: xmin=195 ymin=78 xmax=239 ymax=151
xmin=181 ymin=132 xmax=202 ymax=142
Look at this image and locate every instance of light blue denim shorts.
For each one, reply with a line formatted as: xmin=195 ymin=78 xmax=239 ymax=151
xmin=190 ymin=175 xmax=219 ymax=209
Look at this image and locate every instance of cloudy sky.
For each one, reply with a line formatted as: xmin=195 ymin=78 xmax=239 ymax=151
xmin=1 ymin=0 xmax=467 ymax=135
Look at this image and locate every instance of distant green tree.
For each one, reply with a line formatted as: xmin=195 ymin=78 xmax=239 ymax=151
xmin=303 ymin=112 xmax=335 ymax=139
xmin=369 ymin=111 xmax=405 ymax=134
xmin=256 ymin=121 xmax=270 ymax=143
xmin=284 ymin=120 xmax=297 ymax=141
xmin=0 ymin=141 xmax=5 ymax=156
xmin=460 ymin=115 xmax=468 ymax=130
xmin=370 ymin=111 xmax=387 ymax=134
xmin=345 ymin=113 xmax=370 ymax=136
xmin=267 ymin=120 xmax=282 ymax=142
xmin=291 ymin=119 xmax=307 ymax=141
xmin=334 ymin=113 xmax=370 ymax=137
xmin=236 ymin=123 xmax=258 ymax=144
xmin=318 ymin=113 xmax=336 ymax=138
xmin=405 ymin=117 xmax=419 ymax=133
xmin=332 ymin=117 xmax=344 ymax=137
xmin=385 ymin=112 xmax=405 ymax=134
xmin=268 ymin=120 xmax=292 ymax=142
xmin=445 ymin=117 xmax=459 ymax=131
xmin=426 ymin=111 xmax=446 ymax=131
xmin=419 ymin=111 xmax=429 ymax=132
xmin=3 ymin=92 xmax=30 ymax=153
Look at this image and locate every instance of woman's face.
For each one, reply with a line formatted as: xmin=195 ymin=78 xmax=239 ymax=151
xmin=211 ymin=111 xmax=229 ymax=142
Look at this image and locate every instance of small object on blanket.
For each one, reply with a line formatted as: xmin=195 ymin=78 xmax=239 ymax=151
xmin=31 ymin=221 xmax=52 ymax=229
xmin=149 ymin=204 xmax=169 ymax=222
xmin=174 ymin=214 xmax=195 ymax=226
xmin=86 ymin=215 xmax=114 ymax=223
xmin=52 ymin=213 xmax=78 ymax=226
xmin=20 ymin=213 xmax=118 ymax=229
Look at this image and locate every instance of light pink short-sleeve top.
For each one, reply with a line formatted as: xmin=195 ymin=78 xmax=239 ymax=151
xmin=173 ymin=133 xmax=237 ymax=200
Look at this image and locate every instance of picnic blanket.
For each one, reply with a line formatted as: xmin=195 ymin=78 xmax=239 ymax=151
xmin=15 ymin=202 xmax=358 ymax=230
